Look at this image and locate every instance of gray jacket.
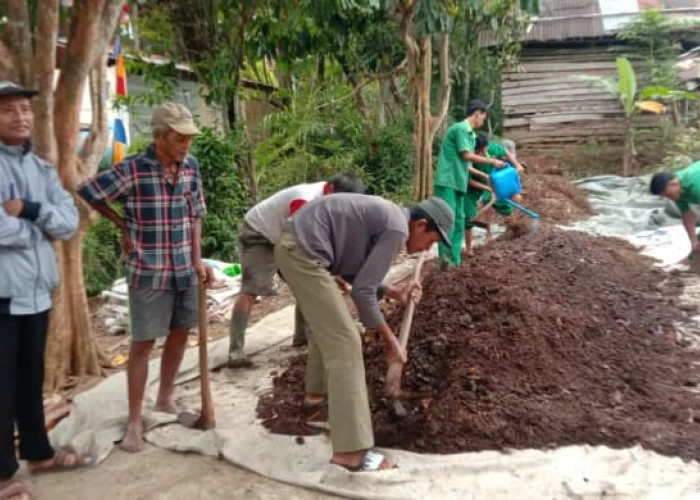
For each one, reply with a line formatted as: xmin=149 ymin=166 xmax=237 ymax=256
xmin=0 ymin=140 xmax=78 ymax=315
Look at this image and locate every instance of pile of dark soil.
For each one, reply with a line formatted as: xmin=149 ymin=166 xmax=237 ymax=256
xmin=257 ymin=228 xmax=700 ymax=460
xmin=521 ymin=172 xmax=592 ymax=224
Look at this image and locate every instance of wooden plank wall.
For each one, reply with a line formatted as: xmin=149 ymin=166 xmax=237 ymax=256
xmin=502 ymin=46 xmax=666 ymax=149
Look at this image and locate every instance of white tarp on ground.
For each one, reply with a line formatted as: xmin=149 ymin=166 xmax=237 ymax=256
xmin=51 ymin=178 xmax=700 ymax=499
xmin=571 ymin=175 xmax=681 ymax=236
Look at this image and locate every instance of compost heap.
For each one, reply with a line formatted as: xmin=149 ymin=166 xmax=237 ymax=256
xmin=257 ymin=228 xmax=700 ymax=460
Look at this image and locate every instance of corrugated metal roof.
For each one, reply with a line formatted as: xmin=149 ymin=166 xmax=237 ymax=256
xmin=520 ymin=0 xmax=700 ymax=42
xmin=522 ymin=0 xmax=604 ymax=42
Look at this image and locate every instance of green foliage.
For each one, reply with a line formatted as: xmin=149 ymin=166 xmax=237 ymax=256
xmin=83 ymin=213 xmax=123 ymax=296
xmin=359 ymin=113 xmax=415 ymax=204
xmin=254 ymin=78 xmax=366 ymax=197
xmin=578 ymin=57 xmax=640 ymax=119
xmin=114 ymin=59 xmax=179 ymax=111
xmin=661 ymin=127 xmax=700 ymax=172
xmin=639 ymin=86 xmax=697 ymax=102
xmin=617 ymin=57 xmax=637 ymax=117
xmin=189 ymin=127 xmax=251 ymax=262
xmin=618 ymin=9 xmax=680 ymax=89
xmin=579 ymin=57 xmax=677 ymax=119
xmin=133 ymin=3 xmax=178 ymax=57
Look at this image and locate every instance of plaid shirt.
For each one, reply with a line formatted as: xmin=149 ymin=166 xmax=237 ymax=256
xmin=78 ymin=144 xmax=206 ymax=290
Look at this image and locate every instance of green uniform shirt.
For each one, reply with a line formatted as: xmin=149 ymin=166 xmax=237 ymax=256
xmin=434 ymin=120 xmax=476 ymax=193
xmin=467 ymin=142 xmax=507 ymax=196
xmin=676 ymin=161 xmax=700 ymax=214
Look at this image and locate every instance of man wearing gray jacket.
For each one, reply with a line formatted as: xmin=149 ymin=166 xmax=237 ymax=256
xmin=0 ymin=82 xmax=87 ymax=499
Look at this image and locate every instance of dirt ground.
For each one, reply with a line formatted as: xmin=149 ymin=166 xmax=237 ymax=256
xmin=257 ymin=227 xmax=700 ymax=461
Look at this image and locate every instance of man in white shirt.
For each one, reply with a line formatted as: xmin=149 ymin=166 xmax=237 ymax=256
xmin=228 ymin=173 xmax=365 ymax=368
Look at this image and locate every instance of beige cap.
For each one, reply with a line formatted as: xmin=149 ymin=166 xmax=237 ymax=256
xmin=151 ymin=102 xmax=201 ymax=135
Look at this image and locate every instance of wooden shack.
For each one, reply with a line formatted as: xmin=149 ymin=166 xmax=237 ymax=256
xmin=502 ymin=0 xmax=700 ymax=155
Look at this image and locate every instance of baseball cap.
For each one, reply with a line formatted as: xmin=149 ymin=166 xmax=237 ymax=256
xmin=151 ymin=102 xmax=201 ymax=135
xmin=0 ymin=81 xmax=39 ymax=99
xmin=415 ymin=197 xmax=455 ymax=249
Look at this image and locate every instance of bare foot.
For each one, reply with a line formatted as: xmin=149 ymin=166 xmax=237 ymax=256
xmin=153 ymin=398 xmax=179 ymax=415
xmin=0 ymin=478 xmax=30 ymax=500
xmin=119 ymin=421 xmax=145 ymax=453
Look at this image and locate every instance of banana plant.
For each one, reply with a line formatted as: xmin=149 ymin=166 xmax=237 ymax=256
xmin=578 ymin=57 xmax=669 ymax=176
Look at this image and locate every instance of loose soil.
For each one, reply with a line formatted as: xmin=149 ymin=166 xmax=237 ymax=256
xmin=257 ymin=227 xmax=700 ymax=461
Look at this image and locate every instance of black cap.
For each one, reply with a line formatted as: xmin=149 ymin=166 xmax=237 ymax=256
xmin=0 ymin=81 xmax=39 ymax=99
xmin=415 ymin=197 xmax=455 ymax=249
xmin=649 ymin=172 xmax=675 ymax=195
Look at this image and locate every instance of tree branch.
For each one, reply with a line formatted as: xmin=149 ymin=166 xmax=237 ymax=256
xmin=78 ymin=51 xmax=109 ymax=181
xmin=400 ymin=2 xmax=419 ymax=81
xmin=389 ymin=75 xmax=406 ymax=107
xmin=431 ymin=33 xmax=452 ymax=137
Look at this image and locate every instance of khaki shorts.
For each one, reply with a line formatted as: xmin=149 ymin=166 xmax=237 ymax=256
xmin=239 ymin=221 xmax=277 ymax=296
xmin=128 ymin=287 xmax=198 ymax=341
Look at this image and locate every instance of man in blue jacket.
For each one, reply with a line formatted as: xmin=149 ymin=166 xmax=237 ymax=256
xmin=0 ymin=82 xmax=89 ymax=498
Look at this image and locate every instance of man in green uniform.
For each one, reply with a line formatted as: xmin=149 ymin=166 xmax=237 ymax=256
xmin=464 ymin=133 xmax=524 ymax=253
xmin=650 ymin=161 xmax=700 ymax=260
xmin=434 ymin=100 xmax=505 ymax=267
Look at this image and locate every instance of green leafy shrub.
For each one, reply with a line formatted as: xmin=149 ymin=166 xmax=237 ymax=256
xmin=190 ymin=127 xmax=251 ymax=262
xmin=83 ymin=212 xmax=123 ymax=296
xmin=254 ymin=79 xmax=366 ymax=197
xmin=358 ymin=113 xmax=415 ymax=205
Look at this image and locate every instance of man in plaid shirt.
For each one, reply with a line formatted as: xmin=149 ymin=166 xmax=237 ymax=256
xmin=79 ymin=103 xmax=213 ymax=453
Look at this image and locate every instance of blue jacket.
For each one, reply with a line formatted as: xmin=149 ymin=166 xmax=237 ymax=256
xmin=0 ymin=140 xmax=78 ymax=315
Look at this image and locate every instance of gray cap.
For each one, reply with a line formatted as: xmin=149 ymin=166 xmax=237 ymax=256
xmin=416 ymin=197 xmax=455 ymax=249
xmin=0 ymin=81 xmax=38 ymax=99
xmin=151 ymin=102 xmax=201 ymax=135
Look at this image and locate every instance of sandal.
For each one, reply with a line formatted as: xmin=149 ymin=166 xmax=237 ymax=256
xmin=331 ymin=449 xmax=398 ymax=472
xmin=28 ymin=447 xmax=94 ymax=475
xmin=0 ymin=479 xmax=30 ymax=500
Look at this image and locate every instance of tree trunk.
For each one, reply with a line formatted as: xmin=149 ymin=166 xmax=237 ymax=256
xmin=32 ymin=0 xmax=60 ymax=163
xmin=413 ymin=36 xmax=432 ymax=200
xmin=400 ymin=3 xmax=451 ymax=201
xmin=44 ymin=0 xmax=127 ymax=392
xmin=3 ymin=0 xmax=34 ymax=86
xmin=0 ymin=40 xmax=18 ymax=81
xmin=622 ymin=119 xmax=633 ymax=177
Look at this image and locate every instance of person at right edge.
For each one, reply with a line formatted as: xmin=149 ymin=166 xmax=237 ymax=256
xmin=650 ymin=161 xmax=700 ymax=262
xmin=275 ymin=193 xmax=454 ymax=471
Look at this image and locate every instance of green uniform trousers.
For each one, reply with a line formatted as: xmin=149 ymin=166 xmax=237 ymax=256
xmin=435 ymin=185 xmax=466 ymax=266
xmin=275 ymin=232 xmax=374 ymax=453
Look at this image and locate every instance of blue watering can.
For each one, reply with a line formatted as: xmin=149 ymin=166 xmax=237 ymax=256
xmin=489 ymin=165 xmax=540 ymax=219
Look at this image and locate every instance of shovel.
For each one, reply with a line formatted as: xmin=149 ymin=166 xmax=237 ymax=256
xmin=385 ymin=253 xmax=427 ymax=417
xmin=177 ymin=279 xmax=216 ymax=430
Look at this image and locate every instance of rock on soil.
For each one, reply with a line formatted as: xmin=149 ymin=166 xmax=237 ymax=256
xmin=257 ymin=228 xmax=700 ymax=460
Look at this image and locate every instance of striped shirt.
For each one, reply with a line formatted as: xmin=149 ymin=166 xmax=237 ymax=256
xmin=78 ymin=144 xmax=206 ymax=290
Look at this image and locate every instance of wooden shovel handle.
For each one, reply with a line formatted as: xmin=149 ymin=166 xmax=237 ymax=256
xmin=198 ymin=279 xmax=215 ymax=428
xmin=385 ymin=252 xmax=426 ymax=397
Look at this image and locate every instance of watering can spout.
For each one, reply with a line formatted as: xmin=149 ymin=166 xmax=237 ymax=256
xmin=504 ymin=199 xmax=540 ymax=219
